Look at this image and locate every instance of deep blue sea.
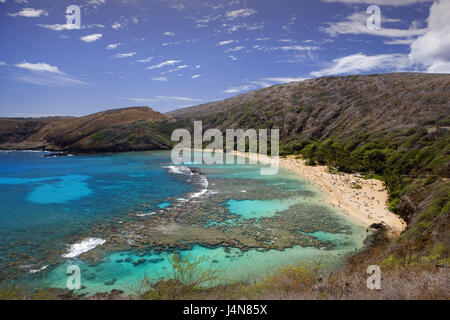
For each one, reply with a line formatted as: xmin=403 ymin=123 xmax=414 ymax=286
xmin=0 ymin=150 xmax=367 ymax=295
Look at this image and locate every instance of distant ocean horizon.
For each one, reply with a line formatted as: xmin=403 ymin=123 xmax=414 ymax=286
xmin=0 ymin=150 xmax=368 ymax=295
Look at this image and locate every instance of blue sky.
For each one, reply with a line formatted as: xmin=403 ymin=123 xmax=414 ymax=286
xmin=0 ymin=0 xmax=448 ymax=117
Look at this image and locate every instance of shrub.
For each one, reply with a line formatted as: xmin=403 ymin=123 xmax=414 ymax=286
xmin=138 ymin=252 xmax=220 ymax=300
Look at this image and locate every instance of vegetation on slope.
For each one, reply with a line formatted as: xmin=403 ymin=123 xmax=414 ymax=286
xmin=0 ymin=107 xmax=172 ymax=152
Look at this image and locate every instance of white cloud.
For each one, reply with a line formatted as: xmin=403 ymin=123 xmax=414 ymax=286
xmin=226 ymin=22 xmax=264 ymax=33
xmin=322 ymin=12 xmax=427 ymax=38
xmin=409 ymin=0 xmax=450 ymax=73
xmin=225 ymin=46 xmax=245 ymax=53
xmin=113 ymin=52 xmax=136 ymax=58
xmin=87 ymin=0 xmax=106 ymax=5
xmin=121 ymin=96 xmax=201 ymax=103
xmin=223 ymin=85 xmax=255 ymax=94
xmin=192 ymin=75 xmax=201 ymax=79
xmin=0 ymin=61 xmax=6 ymax=66
xmin=111 ymin=22 xmax=123 ymax=30
xmin=38 ymin=24 xmax=79 ymax=31
xmin=121 ymin=98 xmax=158 ymax=103
xmin=38 ymin=23 xmax=104 ymax=32
xmin=15 ymin=62 xmax=61 ymax=73
xmin=136 ymin=57 xmax=154 ymax=63
xmin=107 ymin=43 xmax=121 ymax=50
xmin=262 ymin=77 xmax=306 ymax=84
xmin=384 ymin=39 xmax=415 ymax=45
xmin=226 ymin=8 xmax=257 ymax=20
xmin=80 ymin=33 xmax=103 ymax=43
xmin=310 ymin=53 xmax=409 ymax=77
xmin=13 ymin=62 xmax=88 ymax=87
xmin=156 ymin=96 xmax=201 ymax=102
xmin=152 ymin=77 xmax=169 ymax=81
xmin=163 ymin=31 xmax=176 ymax=36
xmin=271 ymin=45 xmax=319 ymax=51
xmin=322 ymin=0 xmax=432 ymax=6
xmin=171 ymin=3 xmax=185 ymax=11
xmin=145 ymin=60 xmax=182 ymax=70
xmin=8 ymin=8 xmax=47 ymax=18
xmin=218 ymin=40 xmax=235 ymax=46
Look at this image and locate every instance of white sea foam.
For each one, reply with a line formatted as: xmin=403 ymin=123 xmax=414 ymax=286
xmin=136 ymin=212 xmax=156 ymax=217
xmin=29 ymin=265 xmax=48 ymax=274
xmin=165 ymin=165 xmax=209 ymax=199
xmin=164 ymin=165 xmax=193 ymax=175
xmin=62 ymin=238 xmax=106 ymax=258
xmin=190 ymin=175 xmax=208 ymax=198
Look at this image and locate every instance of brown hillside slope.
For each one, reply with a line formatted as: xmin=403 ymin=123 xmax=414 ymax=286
xmin=0 ymin=107 xmax=172 ymax=152
xmin=169 ymin=73 xmax=449 ymax=141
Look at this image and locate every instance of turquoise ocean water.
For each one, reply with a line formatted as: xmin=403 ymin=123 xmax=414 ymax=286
xmin=0 ymin=150 xmax=368 ymax=295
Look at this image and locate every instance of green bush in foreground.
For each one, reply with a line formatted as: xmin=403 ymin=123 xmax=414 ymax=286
xmin=137 ymin=252 xmax=220 ymax=300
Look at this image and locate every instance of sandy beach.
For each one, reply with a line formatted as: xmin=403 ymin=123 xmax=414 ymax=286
xmin=240 ymin=152 xmax=407 ymax=237
xmin=182 ymin=149 xmax=406 ymax=237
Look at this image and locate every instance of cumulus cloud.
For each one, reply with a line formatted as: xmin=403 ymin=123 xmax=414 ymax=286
xmin=163 ymin=31 xmax=176 ymax=36
xmin=80 ymin=33 xmax=103 ymax=43
xmin=409 ymin=0 xmax=450 ymax=73
xmin=310 ymin=53 xmax=409 ymax=77
xmin=8 ymin=8 xmax=47 ymax=18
